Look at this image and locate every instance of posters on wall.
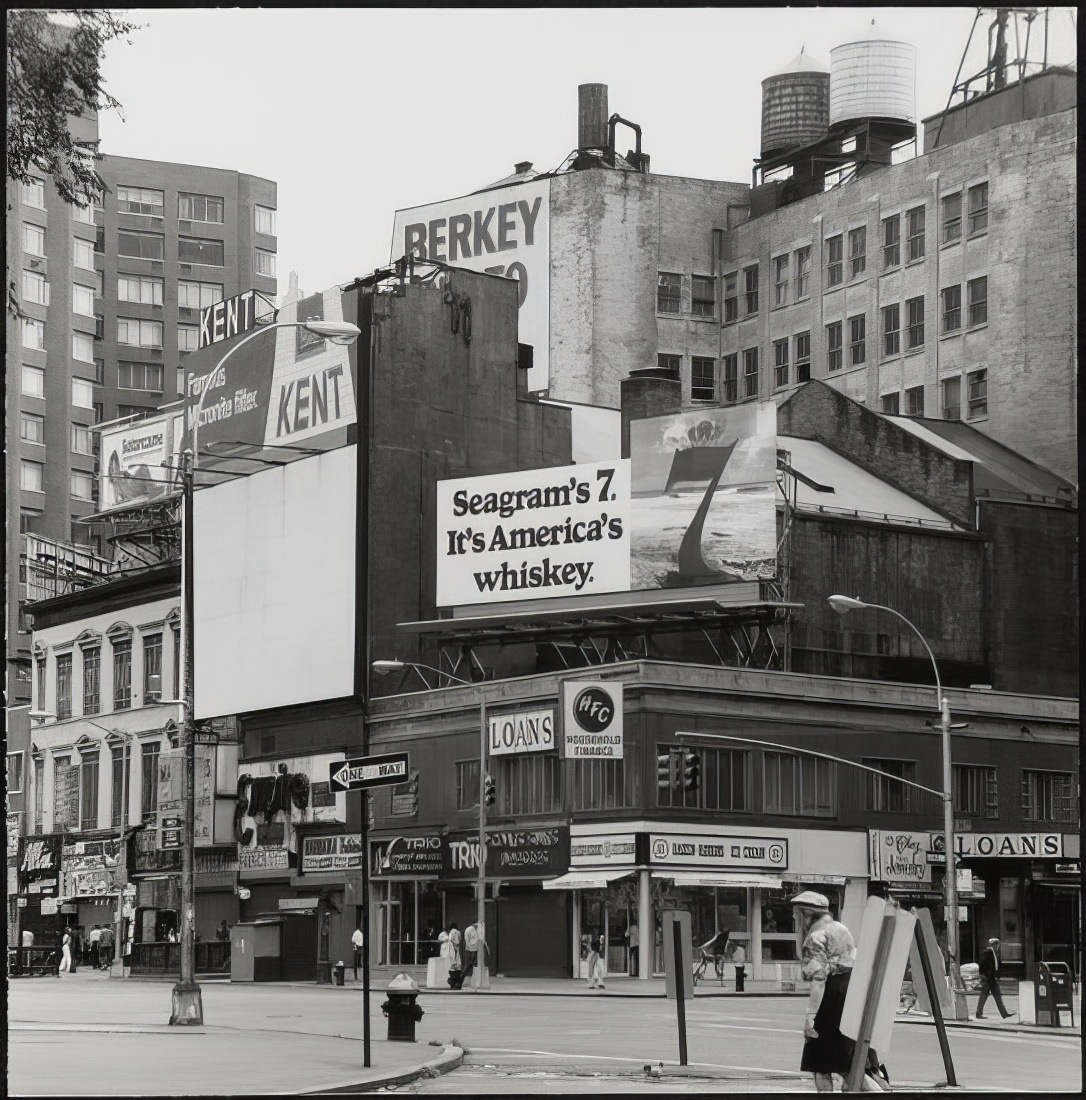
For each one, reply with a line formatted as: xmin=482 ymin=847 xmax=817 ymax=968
xmin=435 ymin=459 xmax=631 ymax=607
xmin=628 ymin=403 xmax=778 ymax=589
xmin=392 ymin=178 xmax=551 ymax=392
xmin=19 ymin=835 xmax=61 ymax=895
xmin=97 ymin=412 xmax=185 ymax=515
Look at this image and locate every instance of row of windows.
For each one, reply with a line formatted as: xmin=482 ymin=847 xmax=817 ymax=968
xmin=446 ymin=745 xmax=1076 ymax=824
xmin=18 ymin=416 xmax=96 ymax=454
xmin=37 ymin=629 xmax=177 ymax=719
xmin=19 ymin=460 xmax=95 ymax=501
xmin=25 ymin=740 xmax=165 ymax=833
xmin=19 ymin=367 xmax=95 ymax=406
xmin=879 ymin=371 xmax=985 ymax=421
xmin=724 ymin=181 xmax=990 ymax=317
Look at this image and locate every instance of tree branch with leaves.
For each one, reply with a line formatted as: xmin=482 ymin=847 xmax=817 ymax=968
xmin=7 ymin=8 xmax=137 ymax=206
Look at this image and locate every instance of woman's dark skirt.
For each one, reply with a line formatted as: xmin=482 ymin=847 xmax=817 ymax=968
xmin=800 ymin=970 xmax=855 ymax=1074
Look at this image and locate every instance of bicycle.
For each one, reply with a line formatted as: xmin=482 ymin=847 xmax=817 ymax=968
xmin=692 ymin=932 xmax=729 ymax=986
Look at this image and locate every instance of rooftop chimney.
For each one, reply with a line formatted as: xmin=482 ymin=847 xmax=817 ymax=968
xmin=514 ymin=161 xmax=533 ymax=174
xmin=578 ymin=83 xmax=609 ymax=149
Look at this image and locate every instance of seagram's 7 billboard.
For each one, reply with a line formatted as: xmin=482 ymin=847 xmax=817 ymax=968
xmin=436 ymin=461 xmax=631 ymax=607
xmin=436 ymin=403 xmax=777 ymax=609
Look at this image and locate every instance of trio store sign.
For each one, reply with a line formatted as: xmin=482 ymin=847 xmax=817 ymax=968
xmin=443 ymin=827 xmax=570 ymax=879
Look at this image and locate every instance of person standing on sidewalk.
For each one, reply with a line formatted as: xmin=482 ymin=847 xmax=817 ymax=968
xmin=89 ymin=925 xmax=102 ymax=970
xmin=99 ymin=924 xmax=115 ymax=970
xmin=976 ymin=937 xmax=1013 ymax=1020
xmin=462 ymin=921 xmax=488 ymax=985
xmin=58 ymin=928 xmax=72 ymax=974
xmin=732 ymin=942 xmax=746 ymax=992
xmin=793 ymin=891 xmax=888 ymax=1092
xmin=628 ymin=920 xmax=639 ymax=977
xmin=586 ymin=933 xmax=605 ymax=989
xmin=351 ymin=924 xmax=365 ymax=981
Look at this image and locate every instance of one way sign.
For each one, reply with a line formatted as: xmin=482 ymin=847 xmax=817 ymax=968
xmin=329 ymin=752 xmax=410 ymax=792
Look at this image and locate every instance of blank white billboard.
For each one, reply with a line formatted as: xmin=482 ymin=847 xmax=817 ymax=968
xmin=193 ymin=446 xmax=356 ymax=718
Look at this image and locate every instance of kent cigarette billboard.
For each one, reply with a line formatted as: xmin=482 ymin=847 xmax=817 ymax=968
xmin=392 ymin=178 xmax=550 ymax=392
xmin=435 ymin=402 xmax=777 ymax=608
xmin=182 ymin=286 xmax=358 ymax=455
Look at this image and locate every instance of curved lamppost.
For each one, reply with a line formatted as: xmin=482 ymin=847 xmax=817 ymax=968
xmin=372 ymin=659 xmax=489 ymax=991
xmin=173 ymin=318 xmax=362 ymax=1027
xmin=828 ymin=594 xmax=969 ymax=1020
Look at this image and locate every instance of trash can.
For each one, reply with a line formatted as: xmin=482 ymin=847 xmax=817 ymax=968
xmin=381 ymin=972 xmax=424 ymax=1042
xmin=333 ymin=961 xmax=345 ymax=987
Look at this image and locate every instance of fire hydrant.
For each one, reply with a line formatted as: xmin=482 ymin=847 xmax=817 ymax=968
xmin=381 ymin=972 xmax=424 ymax=1041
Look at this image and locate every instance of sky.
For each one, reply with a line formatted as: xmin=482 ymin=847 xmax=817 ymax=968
xmin=95 ymin=7 xmax=1078 ymax=297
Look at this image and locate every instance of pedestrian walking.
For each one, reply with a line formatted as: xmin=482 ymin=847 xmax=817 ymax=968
xmin=586 ymin=933 xmax=605 ymax=989
xmin=732 ymin=942 xmax=746 ymax=992
xmin=628 ymin=919 xmax=640 ymax=977
xmin=58 ymin=928 xmax=72 ymax=974
xmin=351 ymin=924 xmax=364 ymax=980
xmin=69 ymin=926 xmax=80 ymax=973
xmin=444 ymin=922 xmax=463 ymax=989
xmin=975 ymin=937 xmax=1013 ymax=1020
xmin=793 ymin=891 xmax=888 ymax=1092
xmin=99 ymin=924 xmax=115 ymax=970
xmin=89 ymin=924 xmax=102 ymax=969
xmin=462 ymin=921 xmax=488 ymax=985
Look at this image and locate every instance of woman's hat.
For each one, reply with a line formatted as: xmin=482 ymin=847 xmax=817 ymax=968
xmin=791 ymin=890 xmax=830 ymax=912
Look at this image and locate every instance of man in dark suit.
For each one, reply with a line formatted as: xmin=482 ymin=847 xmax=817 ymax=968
xmin=976 ymin=937 xmax=1013 ymax=1019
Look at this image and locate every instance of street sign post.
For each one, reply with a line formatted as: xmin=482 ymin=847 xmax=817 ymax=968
xmin=329 ymin=753 xmax=409 ymax=792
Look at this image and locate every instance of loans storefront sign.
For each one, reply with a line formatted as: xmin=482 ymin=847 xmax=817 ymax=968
xmin=487 ymin=709 xmax=555 ymax=757
xmin=561 ymin=680 xmax=623 ymax=758
xmin=436 ymin=460 xmax=631 ymax=607
xmin=392 ymin=178 xmax=551 ymax=392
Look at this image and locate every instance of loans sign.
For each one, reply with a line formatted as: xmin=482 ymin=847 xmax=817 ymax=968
xmin=436 ymin=460 xmax=631 ymax=607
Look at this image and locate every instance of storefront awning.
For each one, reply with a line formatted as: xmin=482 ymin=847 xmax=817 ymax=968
xmin=666 ymin=872 xmax=784 ymax=889
xmin=542 ymin=870 xmax=631 ymax=891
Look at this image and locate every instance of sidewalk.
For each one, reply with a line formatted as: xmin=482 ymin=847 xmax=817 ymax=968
xmin=9 ymin=966 xmax=1078 ymax=1096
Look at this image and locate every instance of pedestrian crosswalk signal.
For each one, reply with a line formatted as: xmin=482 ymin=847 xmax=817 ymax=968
xmin=484 ymin=773 xmax=496 ymax=806
xmin=682 ymin=752 xmax=701 ymax=792
xmin=657 ymin=751 xmax=676 ymax=791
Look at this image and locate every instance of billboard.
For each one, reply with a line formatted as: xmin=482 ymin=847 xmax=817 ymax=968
xmin=182 ymin=286 xmax=358 ymax=455
xmin=98 ymin=411 xmax=184 ymax=514
xmin=628 ymin=403 xmax=777 ymax=589
xmin=392 ymin=178 xmax=550 ymax=392
xmin=435 ymin=460 xmax=631 ymax=607
xmin=193 ymin=445 xmax=356 ymax=717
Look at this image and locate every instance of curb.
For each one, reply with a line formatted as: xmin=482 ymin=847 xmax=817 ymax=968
xmin=302 ymin=1043 xmax=465 ymax=1095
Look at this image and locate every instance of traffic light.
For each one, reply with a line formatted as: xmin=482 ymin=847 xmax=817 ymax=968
xmin=484 ymin=773 xmax=496 ymax=807
xmin=682 ymin=752 xmax=701 ymax=792
xmin=657 ymin=751 xmax=676 ymax=792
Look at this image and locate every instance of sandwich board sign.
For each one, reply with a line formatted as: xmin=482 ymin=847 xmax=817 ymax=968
xmin=329 ymin=752 xmax=409 ymax=792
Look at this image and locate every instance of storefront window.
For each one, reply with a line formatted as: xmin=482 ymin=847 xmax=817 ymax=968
xmin=999 ymin=878 xmax=1024 ymax=963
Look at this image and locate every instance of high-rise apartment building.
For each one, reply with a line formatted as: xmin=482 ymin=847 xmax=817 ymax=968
xmin=5 ymin=148 xmax=277 ymax=708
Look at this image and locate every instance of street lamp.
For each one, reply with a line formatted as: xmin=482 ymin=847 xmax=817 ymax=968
xmin=174 ymin=318 xmax=362 ymax=1027
xmin=372 ymin=659 xmax=488 ymax=990
xmin=827 ymin=594 xmax=969 ymax=1020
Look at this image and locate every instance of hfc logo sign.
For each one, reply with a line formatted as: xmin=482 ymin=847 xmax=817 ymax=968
xmin=561 ymin=680 xmax=623 ymax=759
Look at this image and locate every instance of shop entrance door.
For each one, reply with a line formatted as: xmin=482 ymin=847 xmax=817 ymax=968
xmin=376 ymin=900 xmax=402 ymax=965
xmin=279 ymin=913 xmax=318 ymax=981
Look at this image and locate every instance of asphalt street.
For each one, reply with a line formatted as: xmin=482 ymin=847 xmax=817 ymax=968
xmin=7 ymin=969 xmax=1082 ymax=1095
